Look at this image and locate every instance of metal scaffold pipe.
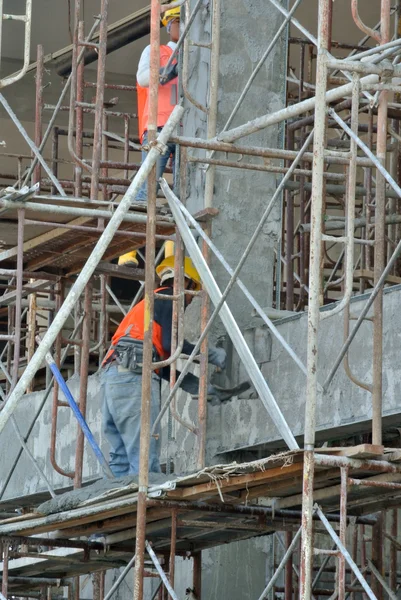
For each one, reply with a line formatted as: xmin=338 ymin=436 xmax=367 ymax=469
xmin=165 ymin=181 xmax=299 ymax=450
xmin=192 ymin=202 xmax=309 ymax=373
xmin=372 ymin=0 xmax=391 ymax=447
xmin=300 ymin=0 xmax=330 ymax=597
xmin=217 ymin=73 xmax=381 ymax=144
xmin=0 ymin=105 xmax=184 ymax=438
xmin=258 ymin=527 xmax=302 ymax=600
xmin=133 ymin=0 xmax=161 ymax=596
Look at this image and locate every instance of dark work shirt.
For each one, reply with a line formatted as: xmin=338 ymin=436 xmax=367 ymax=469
xmin=153 ymin=286 xmax=200 ymax=392
xmin=154 ymin=286 xmax=196 ymax=357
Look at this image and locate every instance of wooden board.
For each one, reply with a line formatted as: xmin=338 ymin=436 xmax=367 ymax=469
xmin=354 ymin=269 xmax=401 ymax=285
xmin=315 ymin=444 xmax=384 ymax=459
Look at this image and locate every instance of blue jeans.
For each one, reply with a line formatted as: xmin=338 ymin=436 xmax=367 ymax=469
xmin=135 ymin=128 xmax=176 ymax=202
xmin=101 ymin=365 xmax=162 ymax=476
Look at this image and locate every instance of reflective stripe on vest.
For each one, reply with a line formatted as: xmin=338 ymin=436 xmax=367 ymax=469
xmin=137 ymin=45 xmax=178 ymax=143
xmin=103 ymin=287 xmax=170 ymax=365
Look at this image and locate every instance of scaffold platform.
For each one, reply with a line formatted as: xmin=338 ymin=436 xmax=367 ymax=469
xmin=1 ymin=445 xmax=400 ymax=595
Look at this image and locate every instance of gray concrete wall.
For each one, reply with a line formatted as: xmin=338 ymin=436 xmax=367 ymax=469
xmin=180 ymin=0 xmax=287 ymax=337
xmin=222 ymin=284 xmax=401 ymax=455
xmin=0 ymin=375 xmax=104 ymax=503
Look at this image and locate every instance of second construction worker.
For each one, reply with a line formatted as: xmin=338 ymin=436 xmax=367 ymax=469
xmin=119 ymin=7 xmax=180 ymax=269
xmin=101 ymin=257 xmax=250 ymax=476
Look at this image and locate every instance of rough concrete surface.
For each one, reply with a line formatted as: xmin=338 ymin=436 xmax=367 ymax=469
xmin=37 ymin=472 xmax=171 ymax=515
xmin=180 ymin=0 xmax=287 ymax=340
xmin=222 ymin=285 xmax=401 ymax=454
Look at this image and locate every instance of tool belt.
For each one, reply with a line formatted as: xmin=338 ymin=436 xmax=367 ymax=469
xmin=112 ymin=338 xmax=158 ymax=373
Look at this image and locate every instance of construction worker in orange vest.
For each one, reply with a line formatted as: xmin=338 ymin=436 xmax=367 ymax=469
xmin=101 ymin=257 xmax=250 ymax=476
xmin=119 ymin=7 xmax=180 ymax=269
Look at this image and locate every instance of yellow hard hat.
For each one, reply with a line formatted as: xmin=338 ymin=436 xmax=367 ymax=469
xmin=156 ymin=256 xmax=201 ymax=290
xmin=161 ymin=7 xmax=180 ymax=27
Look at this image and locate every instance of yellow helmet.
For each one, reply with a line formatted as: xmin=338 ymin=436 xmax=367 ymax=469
xmin=161 ymin=7 xmax=181 ymax=27
xmin=156 ymin=256 xmax=201 ymax=290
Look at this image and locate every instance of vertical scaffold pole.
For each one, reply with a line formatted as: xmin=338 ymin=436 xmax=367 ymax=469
xmin=90 ymin=0 xmax=109 ymax=200
xmin=372 ymin=0 xmax=391 ymax=446
xmin=300 ymin=1 xmax=330 ymax=598
xmin=133 ymin=0 xmax=161 ymax=597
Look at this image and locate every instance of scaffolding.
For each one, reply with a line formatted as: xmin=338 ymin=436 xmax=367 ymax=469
xmin=1 ymin=0 xmax=401 ymax=599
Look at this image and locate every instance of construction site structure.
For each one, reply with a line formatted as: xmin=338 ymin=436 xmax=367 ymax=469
xmin=1 ymin=0 xmax=401 ymax=599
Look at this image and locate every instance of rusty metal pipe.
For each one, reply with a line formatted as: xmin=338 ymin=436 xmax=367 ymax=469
xmin=133 ymin=0 xmax=161 ymax=596
xmin=33 ymin=44 xmax=44 ymax=186
xmin=74 ymin=283 xmax=92 ymax=489
xmin=338 ymin=467 xmax=348 ymax=600
xmin=9 ymin=209 xmax=24 ymax=393
xmin=372 ymin=0 xmax=391 ymax=447
xmin=351 ymin=0 xmax=381 ymax=43
xmin=90 ymin=0 xmax=109 ymax=200
xmin=50 ymin=282 xmax=74 ymax=480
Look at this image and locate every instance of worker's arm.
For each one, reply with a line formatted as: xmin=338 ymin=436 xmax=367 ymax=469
xmin=155 ymin=292 xmax=225 ymax=366
xmin=160 ymin=367 xmax=251 ymax=403
xmin=160 ymin=367 xmax=199 ymax=394
xmin=136 ymin=45 xmax=151 ymax=87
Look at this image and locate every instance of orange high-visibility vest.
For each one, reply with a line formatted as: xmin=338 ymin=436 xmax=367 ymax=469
xmin=103 ymin=287 xmax=170 ymax=365
xmin=137 ymin=45 xmax=178 ymax=143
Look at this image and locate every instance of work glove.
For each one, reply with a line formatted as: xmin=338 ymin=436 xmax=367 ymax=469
xmin=208 ymin=345 xmax=227 ymax=370
xmin=207 ymin=381 xmax=251 ymax=405
xmin=159 ymin=63 xmax=178 ymax=85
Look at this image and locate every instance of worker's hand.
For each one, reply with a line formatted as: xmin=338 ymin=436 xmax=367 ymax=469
xmin=208 ymin=346 xmax=227 ymax=370
xmin=159 ymin=63 xmax=178 ymax=85
xmin=207 ymin=381 xmax=251 ymax=405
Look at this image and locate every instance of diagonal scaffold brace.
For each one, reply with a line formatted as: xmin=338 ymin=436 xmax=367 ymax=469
xmin=166 ymin=182 xmax=299 ymax=450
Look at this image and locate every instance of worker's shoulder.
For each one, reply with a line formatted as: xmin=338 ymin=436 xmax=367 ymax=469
xmin=139 ymin=43 xmax=151 ymax=56
xmin=154 ymin=287 xmax=174 ymax=309
xmin=140 ymin=42 xmax=173 ymax=53
xmin=155 ymin=286 xmax=174 ymax=298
